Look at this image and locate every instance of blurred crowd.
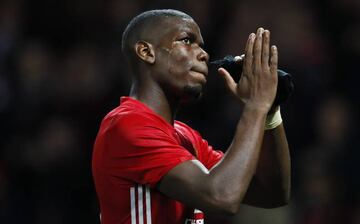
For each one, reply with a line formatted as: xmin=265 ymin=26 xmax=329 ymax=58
xmin=0 ymin=0 xmax=359 ymax=223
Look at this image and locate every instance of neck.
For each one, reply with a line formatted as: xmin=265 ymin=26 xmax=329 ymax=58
xmin=130 ymin=79 xmax=179 ymax=124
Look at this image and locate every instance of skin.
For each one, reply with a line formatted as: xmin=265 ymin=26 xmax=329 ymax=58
xmin=130 ymin=16 xmax=290 ymax=216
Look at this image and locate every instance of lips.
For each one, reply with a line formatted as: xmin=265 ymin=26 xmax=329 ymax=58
xmin=191 ymin=65 xmax=208 ymax=76
xmin=190 ymin=70 xmax=207 ymax=84
xmin=190 ymin=64 xmax=208 ymax=84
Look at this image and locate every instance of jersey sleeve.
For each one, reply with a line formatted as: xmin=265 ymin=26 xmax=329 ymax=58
xmin=175 ymin=121 xmax=224 ymax=170
xmin=100 ymin=113 xmax=195 ymax=188
xmin=196 ymin=137 xmax=224 ymax=170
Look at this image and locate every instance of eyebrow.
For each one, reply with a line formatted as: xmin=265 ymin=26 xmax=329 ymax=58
xmin=186 ymin=31 xmax=205 ymax=48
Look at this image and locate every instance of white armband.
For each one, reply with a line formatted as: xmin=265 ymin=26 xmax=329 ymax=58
xmin=265 ymin=109 xmax=282 ymax=130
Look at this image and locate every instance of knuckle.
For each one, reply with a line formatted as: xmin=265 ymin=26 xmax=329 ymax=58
xmin=271 ymin=61 xmax=278 ymax=67
xmin=245 ymin=58 xmax=252 ymax=65
xmin=271 ymin=57 xmax=278 ymax=63
xmin=254 ymin=47 xmax=261 ymax=54
xmin=262 ymin=64 xmax=269 ymax=70
xmin=243 ymin=66 xmax=250 ymax=74
xmin=254 ymin=67 xmax=262 ymax=74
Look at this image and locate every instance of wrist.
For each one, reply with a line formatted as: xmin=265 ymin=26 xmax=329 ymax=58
xmin=242 ymin=103 xmax=271 ymax=116
xmin=242 ymin=106 xmax=268 ymax=118
xmin=240 ymin=106 xmax=268 ymax=128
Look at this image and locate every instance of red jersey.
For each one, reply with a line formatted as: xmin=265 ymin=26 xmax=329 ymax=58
xmin=92 ymin=97 xmax=223 ymax=224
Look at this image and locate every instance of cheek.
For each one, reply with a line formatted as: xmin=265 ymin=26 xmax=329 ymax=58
xmin=168 ymin=45 xmax=193 ymax=75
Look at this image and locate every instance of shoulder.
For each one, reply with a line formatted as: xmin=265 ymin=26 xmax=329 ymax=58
xmin=101 ymin=97 xmax=172 ymax=133
xmin=102 ymin=108 xmax=167 ymax=140
xmin=174 ymin=120 xmax=195 ymax=132
xmin=174 ymin=120 xmax=204 ymax=145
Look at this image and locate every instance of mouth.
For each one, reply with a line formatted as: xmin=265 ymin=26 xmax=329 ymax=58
xmin=190 ymin=70 xmax=207 ymax=84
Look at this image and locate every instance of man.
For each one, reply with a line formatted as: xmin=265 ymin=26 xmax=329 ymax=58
xmin=92 ymin=9 xmax=291 ymax=224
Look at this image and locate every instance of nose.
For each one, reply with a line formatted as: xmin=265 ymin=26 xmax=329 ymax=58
xmin=197 ymin=48 xmax=209 ymax=63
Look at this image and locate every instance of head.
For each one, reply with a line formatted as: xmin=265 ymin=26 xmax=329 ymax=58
xmin=122 ymin=9 xmax=209 ymax=102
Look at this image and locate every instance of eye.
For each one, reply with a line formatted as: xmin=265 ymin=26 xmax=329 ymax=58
xmin=181 ymin=37 xmax=191 ymax=45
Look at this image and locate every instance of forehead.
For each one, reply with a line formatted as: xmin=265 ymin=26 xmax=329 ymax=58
xmin=158 ymin=17 xmax=202 ymax=40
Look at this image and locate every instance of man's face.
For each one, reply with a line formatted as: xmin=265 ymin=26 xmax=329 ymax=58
xmin=152 ymin=17 xmax=209 ymax=102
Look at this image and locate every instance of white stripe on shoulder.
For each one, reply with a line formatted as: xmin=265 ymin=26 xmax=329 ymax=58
xmin=191 ymin=160 xmax=210 ymax=174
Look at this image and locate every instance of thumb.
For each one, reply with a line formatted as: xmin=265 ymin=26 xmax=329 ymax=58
xmin=218 ymin=67 xmax=236 ymax=93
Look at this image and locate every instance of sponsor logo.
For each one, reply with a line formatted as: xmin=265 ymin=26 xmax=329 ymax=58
xmin=184 ymin=209 xmax=204 ymax=224
xmin=184 ymin=219 xmax=204 ymax=224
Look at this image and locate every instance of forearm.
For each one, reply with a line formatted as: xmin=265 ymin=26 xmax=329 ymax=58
xmin=208 ymin=107 xmax=268 ymax=212
xmin=158 ymin=107 xmax=270 ymax=215
xmin=244 ymin=123 xmax=291 ymax=207
xmin=261 ymin=124 xmax=291 ymax=200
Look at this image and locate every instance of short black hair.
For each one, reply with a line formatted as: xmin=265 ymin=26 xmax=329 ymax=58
xmin=121 ymin=9 xmax=192 ymax=66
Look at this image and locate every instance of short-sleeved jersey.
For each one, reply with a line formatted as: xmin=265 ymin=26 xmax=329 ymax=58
xmin=92 ymin=97 xmax=224 ymax=224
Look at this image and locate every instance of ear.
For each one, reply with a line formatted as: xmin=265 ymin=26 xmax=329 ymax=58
xmin=135 ymin=41 xmax=155 ymax=64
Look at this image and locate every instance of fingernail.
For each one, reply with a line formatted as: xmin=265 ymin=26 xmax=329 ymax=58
xmin=264 ymin=30 xmax=269 ymax=37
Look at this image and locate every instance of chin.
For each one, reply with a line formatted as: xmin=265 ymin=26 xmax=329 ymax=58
xmin=180 ymin=84 xmax=203 ymax=103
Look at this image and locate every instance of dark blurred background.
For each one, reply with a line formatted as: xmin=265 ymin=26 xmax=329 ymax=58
xmin=0 ymin=0 xmax=360 ymax=223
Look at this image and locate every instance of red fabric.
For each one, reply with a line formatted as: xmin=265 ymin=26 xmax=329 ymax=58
xmin=92 ymin=97 xmax=223 ymax=224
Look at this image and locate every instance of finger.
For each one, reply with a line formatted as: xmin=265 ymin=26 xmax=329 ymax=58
xmin=253 ymin=27 xmax=264 ymax=70
xmin=218 ymin=67 xmax=236 ymax=93
xmin=244 ymin=33 xmax=255 ymax=73
xmin=262 ymin=30 xmax=270 ymax=69
xmin=270 ymin=45 xmax=278 ymax=76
